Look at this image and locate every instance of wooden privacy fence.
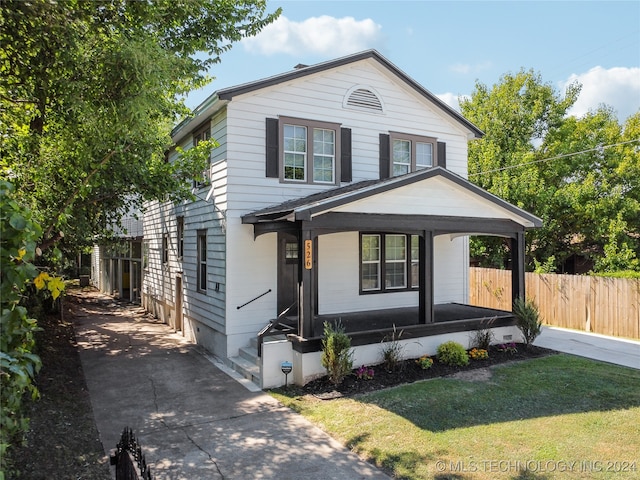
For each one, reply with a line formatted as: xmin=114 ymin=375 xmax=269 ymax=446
xmin=469 ymin=267 xmax=640 ymax=340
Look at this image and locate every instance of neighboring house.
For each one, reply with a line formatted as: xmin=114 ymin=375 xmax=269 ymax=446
xmin=141 ymin=50 xmax=542 ymax=388
xmin=91 ymin=210 xmax=144 ymax=304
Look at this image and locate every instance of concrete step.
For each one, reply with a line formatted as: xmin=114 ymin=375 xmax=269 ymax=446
xmin=228 ymin=354 xmax=260 ymax=387
xmin=239 ymin=344 xmax=258 ymax=364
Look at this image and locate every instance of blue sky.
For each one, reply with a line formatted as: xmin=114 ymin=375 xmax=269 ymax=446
xmin=186 ymin=1 xmax=640 ymax=122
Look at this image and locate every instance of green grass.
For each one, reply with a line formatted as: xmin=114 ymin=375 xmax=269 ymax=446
xmin=270 ymin=355 xmax=640 ymax=479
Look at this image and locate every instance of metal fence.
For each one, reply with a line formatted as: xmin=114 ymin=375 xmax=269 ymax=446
xmin=110 ymin=427 xmax=154 ymax=480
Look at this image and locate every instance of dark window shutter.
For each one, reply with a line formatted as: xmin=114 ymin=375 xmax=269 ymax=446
xmin=437 ymin=141 xmax=446 ymax=169
xmin=379 ymin=134 xmax=390 ymax=179
xmin=340 ymin=127 xmax=352 ymax=182
xmin=265 ymin=118 xmax=279 ymax=178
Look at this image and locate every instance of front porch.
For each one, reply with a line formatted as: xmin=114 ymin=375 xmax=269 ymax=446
xmin=256 ymin=303 xmax=521 ymax=388
xmin=273 ymin=303 xmax=516 ymax=353
xmin=240 ymin=168 xmax=542 ymax=387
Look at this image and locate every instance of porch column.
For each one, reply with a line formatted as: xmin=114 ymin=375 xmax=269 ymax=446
xmin=298 ymin=226 xmax=315 ymax=338
xmin=511 ymin=231 xmax=526 ymax=303
xmin=418 ymin=230 xmax=434 ymax=324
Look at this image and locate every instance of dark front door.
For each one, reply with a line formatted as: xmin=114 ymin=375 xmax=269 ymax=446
xmin=277 ymin=233 xmax=299 ymax=317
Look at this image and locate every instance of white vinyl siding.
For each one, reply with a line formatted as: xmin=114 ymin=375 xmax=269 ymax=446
xmin=222 ymin=59 xmax=471 ymax=219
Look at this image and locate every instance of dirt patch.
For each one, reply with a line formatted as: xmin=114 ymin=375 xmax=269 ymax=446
xmin=450 ymin=367 xmax=494 ymax=382
xmin=6 ymin=289 xmax=112 ymax=480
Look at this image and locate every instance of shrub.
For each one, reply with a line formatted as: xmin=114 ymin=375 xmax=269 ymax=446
xmin=320 ymin=321 xmax=353 ymax=386
xmin=513 ymin=297 xmax=543 ymax=348
xmin=437 ymin=341 xmax=469 ymax=367
xmin=1 ymin=181 xmax=63 ymax=474
xmin=380 ymin=325 xmax=404 ymax=372
xmin=415 ymin=355 xmax=433 ymax=370
xmin=469 ymin=327 xmax=494 ymax=350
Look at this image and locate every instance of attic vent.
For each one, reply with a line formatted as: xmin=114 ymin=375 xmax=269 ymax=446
xmin=345 ymin=87 xmax=383 ymax=112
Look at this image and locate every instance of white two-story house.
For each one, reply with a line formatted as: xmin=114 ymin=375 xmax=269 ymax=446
xmin=142 ymin=50 xmax=542 ymax=388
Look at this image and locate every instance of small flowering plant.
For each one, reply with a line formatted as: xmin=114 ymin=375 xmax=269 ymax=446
xmin=497 ymin=342 xmax=518 ymax=354
xmin=355 ymin=365 xmax=375 ymax=380
xmin=415 ymin=355 xmax=434 ymax=370
xmin=469 ymin=348 xmax=489 ymax=360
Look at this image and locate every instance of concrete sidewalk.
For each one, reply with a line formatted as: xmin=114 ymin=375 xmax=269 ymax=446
xmin=534 ymin=326 xmax=640 ymax=370
xmin=71 ymin=292 xmax=389 ymax=480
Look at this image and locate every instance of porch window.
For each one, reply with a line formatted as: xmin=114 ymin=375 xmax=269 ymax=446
xmin=361 ymin=234 xmax=381 ymax=290
xmin=411 ymin=234 xmax=419 ymax=288
xmin=197 ymin=229 xmax=207 ymax=292
xmin=385 ymin=234 xmax=407 ymax=289
xmin=361 ymin=234 xmax=420 ymax=292
xmin=281 ymin=117 xmax=340 ymax=185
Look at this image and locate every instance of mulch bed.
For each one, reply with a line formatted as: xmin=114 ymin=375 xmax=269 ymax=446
xmin=7 ymin=293 xmax=112 ymax=480
xmin=290 ymin=344 xmax=555 ymax=399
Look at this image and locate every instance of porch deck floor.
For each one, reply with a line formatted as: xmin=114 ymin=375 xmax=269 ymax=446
xmin=312 ymin=303 xmax=513 ymax=335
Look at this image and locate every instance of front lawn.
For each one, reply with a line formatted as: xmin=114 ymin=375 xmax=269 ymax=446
xmin=271 ymin=355 xmax=640 ymax=479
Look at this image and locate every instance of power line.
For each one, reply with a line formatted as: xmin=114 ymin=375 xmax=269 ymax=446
xmin=469 ymin=138 xmax=640 ymax=177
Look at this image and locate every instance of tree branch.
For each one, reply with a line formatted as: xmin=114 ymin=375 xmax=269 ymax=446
xmin=0 ymin=93 xmax=37 ymax=104
xmin=40 ymin=144 xmax=131 ymax=252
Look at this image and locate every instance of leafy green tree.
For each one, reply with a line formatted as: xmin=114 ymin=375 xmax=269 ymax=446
xmin=0 ymin=0 xmax=280 ymax=255
xmin=461 ymin=70 xmax=640 ymax=273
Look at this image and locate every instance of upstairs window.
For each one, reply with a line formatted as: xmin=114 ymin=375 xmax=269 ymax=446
xmin=380 ymin=133 xmax=444 ymax=179
xmin=280 ymin=117 xmax=340 ymax=185
xmin=193 ymin=122 xmax=212 ymax=188
xmin=391 ymin=132 xmax=436 ymax=175
xmin=267 ymin=118 xmax=352 ymax=183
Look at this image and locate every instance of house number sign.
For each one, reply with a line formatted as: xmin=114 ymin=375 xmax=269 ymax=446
xmin=304 ymin=240 xmax=312 ymax=270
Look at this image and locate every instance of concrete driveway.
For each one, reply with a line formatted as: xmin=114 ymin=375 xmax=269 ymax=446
xmin=71 ymin=292 xmax=389 ymax=480
xmin=534 ymin=326 xmax=640 ymax=370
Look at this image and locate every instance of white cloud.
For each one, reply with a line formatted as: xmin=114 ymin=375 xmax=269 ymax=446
xmin=241 ymin=15 xmax=383 ymax=57
xmin=560 ymin=66 xmax=640 ymax=121
xmin=449 ymin=61 xmax=493 ymax=75
xmin=436 ymin=92 xmax=462 ymax=111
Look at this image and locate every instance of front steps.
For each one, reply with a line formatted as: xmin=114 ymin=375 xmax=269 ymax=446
xmin=228 ymin=337 xmax=261 ymax=387
xmin=228 ymin=334 xmax=290 ymax=389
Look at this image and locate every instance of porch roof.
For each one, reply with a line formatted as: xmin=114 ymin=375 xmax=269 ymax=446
xmin=241 ymin=167 xmax=543 ymax=231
